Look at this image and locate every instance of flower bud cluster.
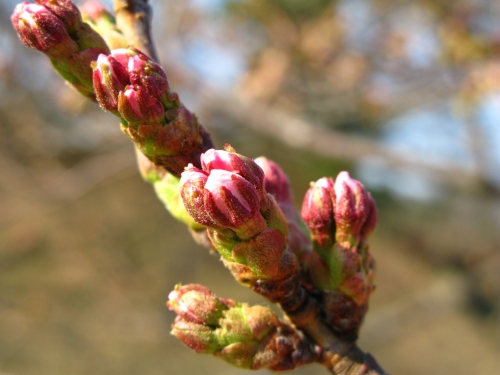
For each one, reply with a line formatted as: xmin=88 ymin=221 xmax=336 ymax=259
xmin=11 ymin=0 xmax=110 ymax=98
xmin=91 ymin=48 xmax=212 ymax=176
xmin=168 ymin=284 xmax=321 ymax=370
xmin=301 ymin=171 xmax=377 ymax=335
xmin=180 ymin=147 xmax=298 ymax=283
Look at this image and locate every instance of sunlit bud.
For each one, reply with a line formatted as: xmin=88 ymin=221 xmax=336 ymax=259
xmin=205 ymin=169 xmax=259 ymax=224
xmin=204 ymin=169 xmax=261 ymax=229
xmin=254 ymin=157 xmax=292 ymax=203
xmin=108 ymin=48 xmax=130 ymax=69
xmin=111 ymin=48 xmax=171 ymax=104
xmin=201 ymin=147 xmax=267 ymax=208
xmin=179 ymin=166 xmax=213 ymax=227
xmin=34 ymin=0 xmax=82 ymax=33
xmin=167 ymin=284 xmax=229 ymax=326
xmin=118 ymin=85 xmax=165 ymax=125
xmin=334 ymin=171 xmax=377 ymax=245
xmin=301 ymin=177 xmax=335 ymax=247
xmin=91 ymin=53 xmax=129 ymax=111
xmin=168 ymin=285 xmax=321 ymax=370
xmin=11 ymin=2 xmax=77 ymax=56
xmin=170 ymin=317 xmax=218 ymax=354
xmin=181 ymin=160 xmax=267 ymax=239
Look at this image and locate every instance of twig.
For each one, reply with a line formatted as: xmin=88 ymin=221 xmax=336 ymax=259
xmin=113 ymin=0 xmax=158 ymax=62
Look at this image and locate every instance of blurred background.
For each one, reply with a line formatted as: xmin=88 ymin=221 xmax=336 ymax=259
xmin=1 ymin=0 xmax=500 ymax=374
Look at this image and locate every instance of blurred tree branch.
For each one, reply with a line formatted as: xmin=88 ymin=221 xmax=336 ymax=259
xmin=113 ymin=0 xmax=158 ymax=61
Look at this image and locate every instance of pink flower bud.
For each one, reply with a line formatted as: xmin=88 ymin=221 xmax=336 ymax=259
xmin=110 ymin=48 xmax=170 ymax=103
xmin=204 ymin=169 xmax=260 ymax=228
xmin=181 ymin=157 xmax=266 ymax=238
xmin=301 ymin=177 xmax=335 ymax=247
xmin=92 ymin=53 xmax=129 ymax=111
xmin=200 ymin=148 xmax=233 ymax=171
xmin=254 ymin=157 xmax=292 ymax=203
xmin=201 ymin=148 xmax=267 ymax=207
xmin=11 ymin=2 xmax=77 ymax=55
xmin=179 ymin=166 xmax=213 ymax=227
xmin=333 ymin=172 xmax=377 ymax=245
xmin=167 ymin=284 xmax=229 ymax=326
xmin=34 ymin=0 xmax=82 ymax=33
xmin=118 ymin=85 xmax=165 ymax=125
xmin=109 ymin=48 xmax=134 ymax=69
xmin=170 ymin=317 xmax=218 ymax=354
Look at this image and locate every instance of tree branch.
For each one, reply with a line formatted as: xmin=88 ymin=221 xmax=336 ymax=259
xmin=113 ymin=0 xmax=158 ymax=62
xmin=109 ymin=2 xmax=388 ymax=374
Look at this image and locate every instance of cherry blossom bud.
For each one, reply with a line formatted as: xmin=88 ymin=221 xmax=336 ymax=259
xmin=91 ymin=54 xmax=129 ymax=111
xmin=11 ymin=2 xmax=78 ymax=56
xmin=301 ymin=177 xmax=336 ymax=248
xmin=168 ymin=285 xmax=321 ymax=370
xmin=34 ymin=0 xmax=82 ymax=34
xmin=254 ymin=157 xmax=292 ymax=203
xmin=201 ymin=147 xmax=267 ymax=208
xmin=108 ymin=48 xmax=130 ymax=69
xmin=118 ymin=85 xmax=165 ymax=125
xmin=181 ymin=153 xmax=268 ymax=239
xmin=168 ymin=284 xmax=229 ymax=326
xmin=204 ymin=169 xmax=260 ymax=227
xmin=170 ymin=317 xmax=218 ymax=354
xmin=179 ymin=166 xmax=213 ymax=227
xmin=334 ymin=171 xmax=377 ymax=245
xmin=110 ymin=48 xmax=171 ymax=105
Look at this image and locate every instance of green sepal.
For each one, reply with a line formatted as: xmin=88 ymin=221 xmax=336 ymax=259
xmin=216 ymin=306 xmax=252 ymax=347
xmin=231 ymin=229 xmax=286 ymax=279
xmin=218 ymin=341 xmax=258 ymax=369
xmin=74 ymin=23 xmax=110 ymax=52
xmin=208 ymin=229 xmax=239 ymax=262
xmin=262 ymin=195 xmax=288 ymax=236
xmin=154 ymin=174 xmax=205 ymax=230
